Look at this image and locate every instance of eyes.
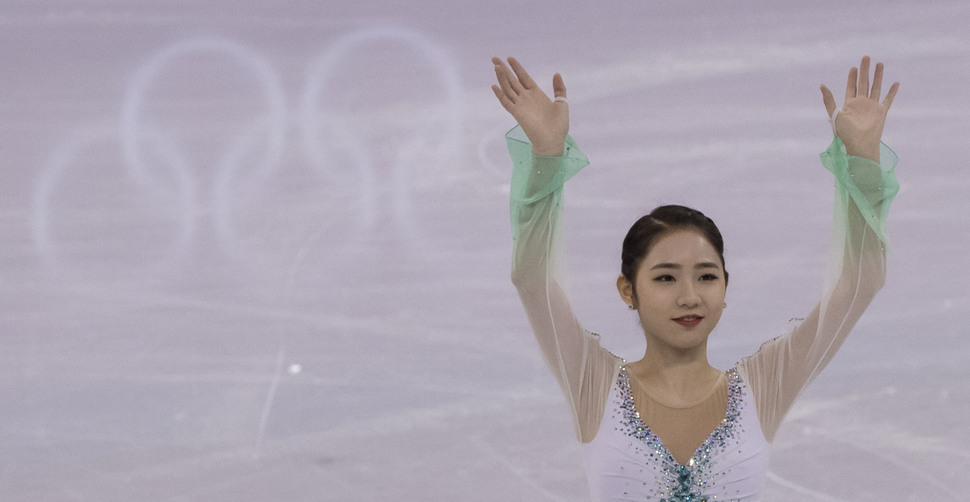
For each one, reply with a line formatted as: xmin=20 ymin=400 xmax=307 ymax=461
xmin=652 ymin=273 xmax=721 ymax=283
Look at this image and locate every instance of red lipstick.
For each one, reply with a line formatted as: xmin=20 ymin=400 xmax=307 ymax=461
xmin=673 ymin=315 xmax=703 ymax=328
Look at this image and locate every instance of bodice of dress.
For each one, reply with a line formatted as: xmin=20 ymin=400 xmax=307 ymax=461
xmin=583 ymin=366 xmax=770 ymax=502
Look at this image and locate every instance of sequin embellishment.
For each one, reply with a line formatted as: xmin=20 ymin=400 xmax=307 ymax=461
xmin=615 ymin=367 xmax=745 ymax=502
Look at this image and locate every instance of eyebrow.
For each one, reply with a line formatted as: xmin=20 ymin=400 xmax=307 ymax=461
xmin=650 ymin=262 xmax=721 ymax=271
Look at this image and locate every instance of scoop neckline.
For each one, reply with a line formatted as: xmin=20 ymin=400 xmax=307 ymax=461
xmin=624 ymin=366 xmax=727 ymax=409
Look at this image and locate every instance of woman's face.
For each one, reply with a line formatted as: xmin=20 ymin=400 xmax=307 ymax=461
xmin=618 ymin=229 xmax=727 ymax=353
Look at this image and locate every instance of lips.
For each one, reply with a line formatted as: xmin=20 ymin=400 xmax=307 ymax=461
xmin=673 ymin=315 xmax=704 ymax=328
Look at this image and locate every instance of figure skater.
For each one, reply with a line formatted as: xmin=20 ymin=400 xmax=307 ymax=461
xmin=491 ymin=55 xmax=899 ymax=501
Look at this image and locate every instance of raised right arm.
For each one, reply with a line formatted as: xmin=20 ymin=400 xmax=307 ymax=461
xmin=493 ymin=58 xmax=618 ymax=441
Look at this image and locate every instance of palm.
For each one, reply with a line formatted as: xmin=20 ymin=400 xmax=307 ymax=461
xmin=513 ymin=91 xmax=568 ymax=151
xmin=491 ymin=57 xmax=569 ymax=156
xmin=821 ymin=56 xmax=899 ymax=160
xmin=837 ymin=95 xmax=888 ymax=150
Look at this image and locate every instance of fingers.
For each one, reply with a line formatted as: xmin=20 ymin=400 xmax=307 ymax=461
xmin=845 ymin=65 xmax=858 ymax=101
xmin=870 ymin=61 xmax=884 ymax=101
xmin=843 ymin=56 xmax=896 ymax=104
xmin=858 ymin=56 xmax=871 ymax=98
xmin=492 ymin=56 xmax=565 ymax=113
xmin=507 ymin=57 xmax=538 ymax=90
xmin=490 ymin=84 xmax=513 ymax=112
xmin=858 ymin=57 xmax=898 ymax=110
xmin=552 ymin=73 xmax=567 ymax=101
xmin=492 ymin=58 xmax=520 ymax=103
xmin=882 ymin=81 xmax=900 ymax=110
xmin=820 ymin=84 xmax=837 ymax=118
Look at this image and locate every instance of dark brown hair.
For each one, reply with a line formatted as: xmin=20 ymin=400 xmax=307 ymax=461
xmin=621 ymin=205 xmax=728 ymax=286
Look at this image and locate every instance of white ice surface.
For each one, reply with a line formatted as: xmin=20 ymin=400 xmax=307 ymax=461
xmin=1 ymin=1 xmax=968 ymax=500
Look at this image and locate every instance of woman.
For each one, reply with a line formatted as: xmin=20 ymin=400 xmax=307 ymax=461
xmin=491 ymin=55 xmax=899 ymax=501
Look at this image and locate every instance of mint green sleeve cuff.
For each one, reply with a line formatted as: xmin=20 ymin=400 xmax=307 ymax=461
xmin=506 ymin=125 xmax=590 ymax=205
xmin=819 ymin=137 xmax=899 ymax=245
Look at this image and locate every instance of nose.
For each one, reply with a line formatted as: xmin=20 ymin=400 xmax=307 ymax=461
xmin=677 ymin=281 xmax=701 ymax=308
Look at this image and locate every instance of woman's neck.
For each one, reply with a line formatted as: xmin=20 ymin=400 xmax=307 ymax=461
xmin=628 ymin=347 xmax=722 ymax=407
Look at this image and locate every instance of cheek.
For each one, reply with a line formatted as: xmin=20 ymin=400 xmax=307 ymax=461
xmin=633 ymin=280 xmax=667 ymax=301
xmin=702 ymin=284 xmax=727 ymax=306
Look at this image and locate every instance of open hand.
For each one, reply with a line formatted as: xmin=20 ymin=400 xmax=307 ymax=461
xmin=491 ymin=57 xmax=569 ymax=156
xmin=821 ymin=56 xmax=899 ymax=161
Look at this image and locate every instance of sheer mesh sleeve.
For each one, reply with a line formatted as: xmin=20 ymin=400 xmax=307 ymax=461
xmin=739 ymin=137 xmax=899 ymax=442
xmin=506 ymin=125 xmax=621 ymax=443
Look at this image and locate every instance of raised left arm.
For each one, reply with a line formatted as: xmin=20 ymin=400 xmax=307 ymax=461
xmin=742 ymin=56 xmax=900 ymax=442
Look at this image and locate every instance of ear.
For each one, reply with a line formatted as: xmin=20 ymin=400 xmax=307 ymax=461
xmin=616 ymin=274 xmax=636 ymax=308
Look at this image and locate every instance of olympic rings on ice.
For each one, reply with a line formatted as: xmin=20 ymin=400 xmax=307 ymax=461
xmin=33 ymin=125 xmax=198 ymax=274
xmin=35 ymin=27 xmax=463 ymax=276
xmin=301 ymin=26 xmax=462 ymax=245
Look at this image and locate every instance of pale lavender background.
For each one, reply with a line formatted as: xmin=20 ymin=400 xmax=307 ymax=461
xmin=1 ymin=1 xmax=968 ymax=500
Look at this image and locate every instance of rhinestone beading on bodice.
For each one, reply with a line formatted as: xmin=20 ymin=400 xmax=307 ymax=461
xmin=613 ymin=367 xmax=745 ymax=502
